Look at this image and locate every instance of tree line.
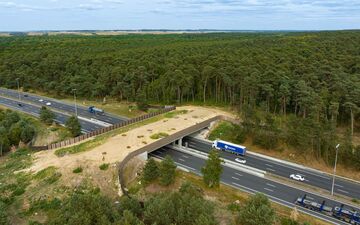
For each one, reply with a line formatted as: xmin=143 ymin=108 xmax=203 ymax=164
xmin=0 ymin=31 xmax=359 ymax=164
xmin=0 ymin=32 xmax=359 ymax=124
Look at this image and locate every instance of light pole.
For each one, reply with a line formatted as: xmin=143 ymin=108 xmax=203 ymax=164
xmin=72 ymin=89 xmax=78 ymax=117
xmin=331 ymin=144 xmax=340 ymax=196
xmin=16 ymin=78 xmax=20 ymax=101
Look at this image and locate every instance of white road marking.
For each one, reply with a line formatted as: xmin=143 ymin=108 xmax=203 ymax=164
xmin=151 ymin=154 xmax=196 ymax=171
xmin=179 ymin=158 xmax=185 ymax=162
xmin=248 ymin=154 xmax=332 ymax=180
xmin=307 ymin=196 xmax=314 ymax=200
xmin=265 ymin=164 xmax=273 ymax=167
xmin=182 ymin=155 xmax=189 ymax=159
xmin=266 ymin=183 xmax=276 ymax=188
xmin=334 ymin=184 xmax=344 ymax=188
xmin=231 ymin=182 xmax=242 ymax=187
xmin=264 ymin=188 xmax=274 ymax=192
xmin=267 ymin=168 xmax=276 ymax=172
xmin=235 ymin=173 xmax=243 ymax=177
xmin=175 ymin=163 xmax=196 ymax=171
xmin=232 ymin=176 xmax=240 ymax=181
xmin=337 ymin=189 xmax=349 ymax=194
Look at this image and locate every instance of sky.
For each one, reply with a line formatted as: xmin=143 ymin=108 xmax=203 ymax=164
xmin=0 ymin=0 xmax=359 ymax=31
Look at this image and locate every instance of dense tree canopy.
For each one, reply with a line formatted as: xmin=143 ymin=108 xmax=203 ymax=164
xmin=0 ymin=32 xmax=359 ymax=166
xmin=44 ymin=183 xmax=217 ymax=225
xmin=0 ymin=33 xmax=359 ymax=119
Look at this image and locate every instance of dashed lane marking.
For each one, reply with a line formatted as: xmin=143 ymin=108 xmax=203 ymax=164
xmin=266 ymin=183 xmax=276 ymax=188
xmin=337 ymin=189 xmax=349 ymax=194
xmin=264 ymin=188 xmax=274 ymax=192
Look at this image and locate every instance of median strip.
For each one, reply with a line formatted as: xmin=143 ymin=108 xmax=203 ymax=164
xmin=169 ymin=145 xmax=266 ymax=178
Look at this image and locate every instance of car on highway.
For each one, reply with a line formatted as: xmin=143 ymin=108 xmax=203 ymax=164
xmin=24 ymin=94 xmax=28 ymax=97
xmin=290 ymin=174 xmax=305 ymax=182
xmin=235 ymin=158 xmax=246 ymax=164
xmin=39 ymin=99 xmax=44 ymax=102
xmin=46 ymin=102 xmax=52 ymax=106
xmin=17 ymin=103 xmax=23 ymax=107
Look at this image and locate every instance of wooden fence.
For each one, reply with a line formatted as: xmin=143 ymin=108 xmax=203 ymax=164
xmin=31 ymin=106 xmax=176 ymax=151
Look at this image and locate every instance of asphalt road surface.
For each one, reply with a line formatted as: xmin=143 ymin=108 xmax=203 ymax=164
xmin=0 ymin=96 xmax=104 ymax=133
xmin=0 ymin=88 xmax=127 ymax=124
xmin=183 ymin=136 xmax=360 ymax=200
xmin=151 ymin=147 xmax=359 ymax=225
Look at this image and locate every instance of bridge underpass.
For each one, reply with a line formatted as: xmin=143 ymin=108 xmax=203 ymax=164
xmin=118 ymin=115 xmax=223 ymax=192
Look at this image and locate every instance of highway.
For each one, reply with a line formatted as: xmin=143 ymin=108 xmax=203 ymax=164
xmin=183 ymin=136 xmax=360 ymax=200
xmin=0 ymin=88 xmax=127 ymax=125
xmin=0 ymin=96 xmax=104 ymax=133
xmin=151 ymin=146 xmax=359 ymax=225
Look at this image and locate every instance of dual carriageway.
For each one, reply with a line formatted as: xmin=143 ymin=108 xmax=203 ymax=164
xmin=1 ymin=87 xmax=360 ymax=224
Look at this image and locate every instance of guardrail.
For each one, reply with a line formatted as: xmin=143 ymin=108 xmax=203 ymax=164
xmin=30 ymin=106 xmax=176 ymax=151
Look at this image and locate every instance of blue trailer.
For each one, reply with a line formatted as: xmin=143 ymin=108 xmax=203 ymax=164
xmin=212 ymin=140 xmax=246 ymax=156
xmin=332 ymin=205 xmax=360 ymax=225
xmin=295 ymin=195 xmax=332 ymax=213
xmin=88 ymin=106 xmax=104 ymax=115
xmin=296 ymin=195 xmax=360 ymax=225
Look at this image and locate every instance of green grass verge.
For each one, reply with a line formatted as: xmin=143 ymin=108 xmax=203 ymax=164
xmin=25 ymin=88 xmax=145 ymax=118
xmin=34 ymin=166 xmax=62 ymax=184
xmin=54 ymin=111 xmax=173 ymax=157
xmin=164 ymin=110 xmax=188 ymax=118
xmin=208 ymin=121 xmax=247 ymax=144
xmin=0 ymin=148 xmax=33 ymax=206
xmin=34 ymin=166 xmax=57 ymax=180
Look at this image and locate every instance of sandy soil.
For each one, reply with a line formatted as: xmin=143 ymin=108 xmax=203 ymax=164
xmin=27 ymin=106 xmax=232 ymax=177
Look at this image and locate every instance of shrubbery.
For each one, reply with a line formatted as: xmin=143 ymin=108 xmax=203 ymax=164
xmin=65 ymin=116 xmax=81 ymax=137
xmin=236 ymin=193 xmax=275 ymax=225
xmin=40 ymin=106 xmax=55 ymax=125
xmin=43 ymin=182 xmax=216 ymax=225
xmin=0 ymin=110 xmax=36 ymax=154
